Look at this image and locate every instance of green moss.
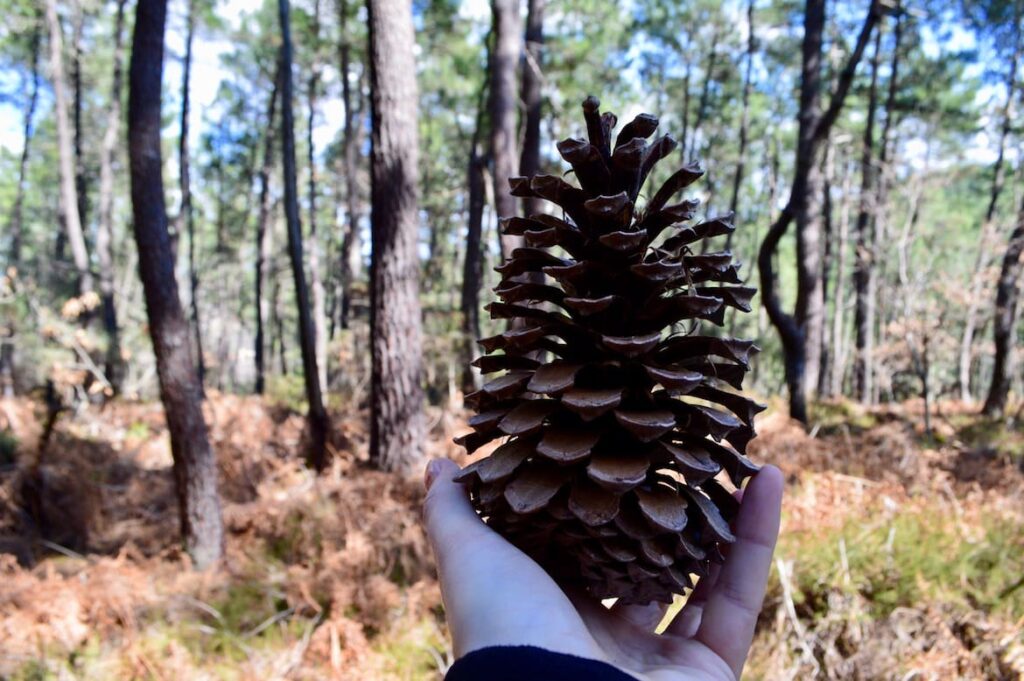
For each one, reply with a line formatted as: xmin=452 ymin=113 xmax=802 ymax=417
xmin=953 ymin=415 xmax=1024 ymax=460
xmin=809 ymin=400 xmax=879 ymax=435
xmin=265 ymin=374 xmax=308 ymax=413
xmin=780 ymin=509 xmax=1024 ymax=620
xmin=124 ymin=420 xmax=151 ymax=442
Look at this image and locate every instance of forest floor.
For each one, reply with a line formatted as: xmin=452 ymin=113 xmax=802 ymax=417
xmin=0 ymin=392 xmax=1022 ymax=680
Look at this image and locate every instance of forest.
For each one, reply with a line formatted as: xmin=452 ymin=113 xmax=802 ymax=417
xmin=0 ymin=0 xmax=1022 ymax=677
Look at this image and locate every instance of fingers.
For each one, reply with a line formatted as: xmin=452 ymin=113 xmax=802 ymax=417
xmin=694 ymin=465 xmax=784 ymax=678
xmin=422 ymin=458 xmax=493 ymax=574
xmin=610 ymin=600 xmax=669 ymax=632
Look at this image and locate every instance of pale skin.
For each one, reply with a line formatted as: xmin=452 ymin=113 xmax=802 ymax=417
xmin=423 ymin=458 xmax=785 ymax=681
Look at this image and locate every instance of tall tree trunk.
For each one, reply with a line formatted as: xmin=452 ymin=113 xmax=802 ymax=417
xmin=306 ymin=0 xmax=328 ymax=390
xmin=758 ymin=0 xmax=880 ymax=422
xmin=179 ymin=0 xmax=205 ymax=391
xmin=6 ymin=8 xmax=41 ymax=266
xmin=688 ymin=21 xmax=721 ymax=158
xmin=45 ymin=0 xmax=92 ymax=294
xmin=983 ymin=197 xmax=1024 ymax=416
xmin=71 ymin=1 xmax=88 ymax=233
xmin=336 ymin=0 xmax=362 ymax=332
xmin=818 ymin=144 xmax=835 ymax=396
xmin=519 ymin=0 xmax=544 ymax=217
xmin=254 ymin=64 xmax=281 ymax=395
xmin=490 ymin=0 xmax=521 ymax=261
xmin=279 ymin=0 xmax=329 ymax=470
xmin=367 ymin=0 xmax=425 ymax=472
xmin=96 ymin=0 xmax=128 ymax=393
xmin=852 ymin=26 xmax=883 ymax=404
xmin=961 ymin=14 xmax=1019 ymax=402
xmin=127 ymin=0 xmax=223 ymax=568
xmin=725 ymin=0 xmax=755 ymax=252
xmin=461 ymin=76 xmax=490 ymax=394
xmin=679 ymin=60 xmax=692 ymax=159
xmin=830 ymin=149 xmax=853 ymax=396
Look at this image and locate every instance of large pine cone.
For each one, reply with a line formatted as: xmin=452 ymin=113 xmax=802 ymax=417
xmin=455 ymin=96 xmax=764 ymax=605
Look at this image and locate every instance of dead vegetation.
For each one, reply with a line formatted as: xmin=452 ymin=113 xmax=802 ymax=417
xmin=0 ymin=394 xmax=1021 ymax=680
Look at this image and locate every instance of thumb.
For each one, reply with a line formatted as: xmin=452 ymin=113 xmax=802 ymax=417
xmin=422 ymin=458 xmax=492 ymax=561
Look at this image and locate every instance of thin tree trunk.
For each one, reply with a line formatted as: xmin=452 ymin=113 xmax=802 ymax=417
xmin=961 ymin=14 xmax=1019 ymax=402
xmin=6 ymin=8 xmax=41 ymax=266
xmin=254 ymin=63 xmax=281 ymax=395
xmin=127 ymin=0 xmax=223 ymax=568
xmin=852 ymin=26 xmax=883 ymax=404
xmin=279 ymin=0 xmax=329 ymax=470
xmin=490 ymin=0 xmax=521 ymax=261
xmin=983 ymin=197 xmax=1024 ymax=416
xmin=818 ymin=144 xmax=835 ymax=396
xmin=96 ymin=0 xmax=128 ymax=393
xmin=45 ymin=0 xmax=92 ymax=294
xmin=306 ymin=0 xmax=328 ymax=390
xmin=725 ymin=0 xmax=755 ymax=252
xmin=461 ymin=76 xmax=490 ymax=394
xmin=179 ymin=0 xmax=205 ymax=392
xmin=830 ymin=149 xmax=853 ymax=396
xmin=688 ymin=22 xmax=722 ymax=158
xmin=72 ymin=1 xmax=88 ymax=233
xmin=367 ymin=0 xmax=425 ymax=472
xmin=758 ymin=0 xmax=880 ymax=422
xmin=519 ymin=0 xmax=544 ymax=218
xmin=336 ymin=0 xmax=362 ymax=331
xmin=679 ymin=60 xmax=692 ymax=159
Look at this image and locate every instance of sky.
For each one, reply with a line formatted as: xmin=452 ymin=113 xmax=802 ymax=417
xmin=0 ymin=0 xmax=1008 ymax=168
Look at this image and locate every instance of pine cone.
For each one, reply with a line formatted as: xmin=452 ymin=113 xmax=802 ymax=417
xmin=455 ymin=96 xmax=764 ymax=605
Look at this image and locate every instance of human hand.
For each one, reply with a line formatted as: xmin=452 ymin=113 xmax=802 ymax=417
xmin=423 ymin=458 xmax=784 ymax=681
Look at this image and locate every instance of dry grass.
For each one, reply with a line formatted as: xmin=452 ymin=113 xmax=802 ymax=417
xmin=0 ymin=394 xmax=1021 ymax=680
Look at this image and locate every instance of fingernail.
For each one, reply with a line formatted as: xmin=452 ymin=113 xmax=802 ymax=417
xmin=424 ymin=459 xmax=444 ymax=490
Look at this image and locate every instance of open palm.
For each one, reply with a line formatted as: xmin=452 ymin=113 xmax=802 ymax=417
xmin=423 ymin=458 xmax=784 ymax=681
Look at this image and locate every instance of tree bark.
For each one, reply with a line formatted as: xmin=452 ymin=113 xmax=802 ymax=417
xmin=279 ymin=0 xmax=329 ymax=470
xmin=179 ymin=0 xmax=205 ymax=392
xmin=983 ymin=197 xmax=1024 ymax=416
xmin=6 ymin=8 xmax=41 ymax=266
xmin=128 ymin=0 xmax=223 ymax=568
xmin=254 ymin=63 xmax=281 ymax=395
xmin=45 ymin=0 xmax=92 ymax=294
xmin=830 ymin=148 xmax=853 ymax=396
xmin=461 ymin=75 xmax=490 ymax=394
xmin=961 ymin=14 xmax=1019 ymax=402
xmin=336 ymin=0 xmax=362 ymax=332
xmin=519 ymin=0 xmax=544 ymax=218
xmin=852 ymin=26 xmax=883 ymax=404
xmin=758 ymin=0 xmax=880 ymax=422
xmin=306 ymin=0 xmax=329 ymax=390
xmin=367 ymin=0 xmax=425 ymax=472
xmin=96 ymin=0 xmax=128 ymax=393
xmin=490 ymin=0 xmax=521 ymax=261
xmin=725 ymin=0 xmax=755 ymax=252
xmin=71 ymin=0 xmax=88 ymax=234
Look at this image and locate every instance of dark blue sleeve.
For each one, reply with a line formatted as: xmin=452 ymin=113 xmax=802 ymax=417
xmin=444 ymin=646 xmax=639 ymax=681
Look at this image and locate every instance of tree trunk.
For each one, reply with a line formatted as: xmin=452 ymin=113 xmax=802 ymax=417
xmin=367 ymin=0 xmax=425 ymax=472
xmin=830 ymin=149 xmax=853 ymax=396
xmin=179 ymin=0 xmax=205 ymax=392
xmin=983 ymin=198 xmax=1024 ymax=416
xmin=71 ymin=1 xmax=88 ymax=234
xmin=45 ymin=0 xmax=92 ymax=294
xmin=490 ymin=0 xmax=521 ymax=261
xmin=336 ymin=0 xmax=362 ymax=332
xmin=306 ymin=0 xmax=329 ymax=390
xmin=127 ymin=0 xmax=223 ymax=568
xmin=725 ymin=0 xmax=755 ymax=252
xmin=461 ymin=76 xmax=490 ymax=394
xmin=852 ymin=26 xmax=883 ymax=404
xmin=279 ymin=0 xmax=329 ymax=470
xmin=758 ymin=0 xmax=880 ymax=422
xmin=961 ymin=15 xmax=1019 ymax=402
xmin=96 ymin=0 xmax=128 ymax=393
xmin=688 ymin=21 xmax=721 ymax=158
xmin=254 ymin=63 xmax=281 ymax=395
xmin=818 ymin=144 xmax=835 ymax=397
xmin=519 ymin=0 xmax=544 ymax=218
xmin=7 ymin=9 xmax=42 ymax=266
